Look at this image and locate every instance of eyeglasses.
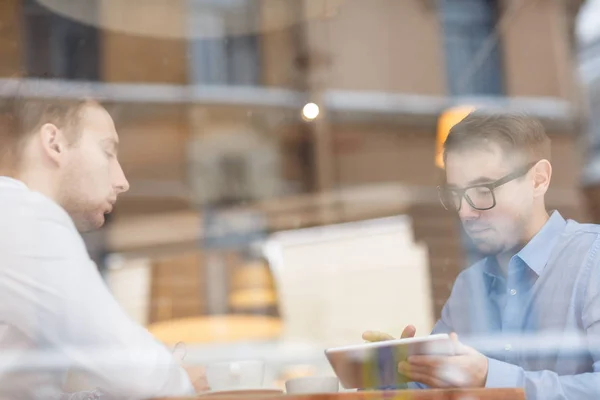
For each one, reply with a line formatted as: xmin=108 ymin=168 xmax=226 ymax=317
xmin=438 ymin=162 xmax=537 ymax=212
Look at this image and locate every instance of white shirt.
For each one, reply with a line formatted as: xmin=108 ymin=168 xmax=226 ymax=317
xmin=0 ymin=177 xmax=194 ymax=399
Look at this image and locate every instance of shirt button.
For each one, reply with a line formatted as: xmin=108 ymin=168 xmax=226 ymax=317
xmin=510 ymin=289 xmax=517 ymax=296
xmin=505 ymin=344 xmax=512 ymax=351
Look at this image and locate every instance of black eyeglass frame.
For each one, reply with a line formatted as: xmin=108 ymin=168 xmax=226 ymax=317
xmin=437 ymin=161 xmax=538 ymax=212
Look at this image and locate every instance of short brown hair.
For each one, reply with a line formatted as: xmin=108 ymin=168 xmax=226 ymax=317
xmin=443 ymin=111 xmax=551 ymax=165
xmin=0 ymin=87 xmax=93 ymax=172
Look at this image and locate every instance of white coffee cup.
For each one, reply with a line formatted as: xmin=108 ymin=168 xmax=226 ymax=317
xmin=285 ymin=376 xmax=339 ymax=394
xmin=206 ymin=360 xmax=265 ymax=391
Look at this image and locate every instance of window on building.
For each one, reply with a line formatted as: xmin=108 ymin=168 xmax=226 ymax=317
xmin=22 ymin=0 xmax=101 ymax=81
xmin=439 ymin=0 xmax=504 ymax=96
xmin=187 ymin=0 xmax=261 ymax=86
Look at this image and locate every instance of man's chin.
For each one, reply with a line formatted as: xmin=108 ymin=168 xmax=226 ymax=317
xmin=76 ymin=214 xmax=105 ymax=233
xmin=471 ymin=240 xmax=503 ymax=256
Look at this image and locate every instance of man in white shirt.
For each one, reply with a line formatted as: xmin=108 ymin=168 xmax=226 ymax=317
xmin=0 ymin=92 xmax=205 ymax=398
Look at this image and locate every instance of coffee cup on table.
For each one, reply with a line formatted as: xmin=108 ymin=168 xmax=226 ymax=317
xmin=206 ymin=360 xmax=265 ymax=391
xmin=285 ymin=376 xmax=340 ymax=394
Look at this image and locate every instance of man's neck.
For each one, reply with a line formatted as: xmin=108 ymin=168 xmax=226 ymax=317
xmin=495 ymin=207 xmax=550 ymax=275
xmin=13 ymin=171 xmax=59 ymax=204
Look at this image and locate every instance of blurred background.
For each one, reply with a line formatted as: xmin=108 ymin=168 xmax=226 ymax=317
xmin=0 ymin=0 xmax=598 ymax=390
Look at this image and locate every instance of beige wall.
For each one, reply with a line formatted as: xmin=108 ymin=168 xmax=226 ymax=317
xmin=500 ymin=0 xmax=576 ymax=99
xmin=110 ymin=104 xmax=190 ymax=215
xmin=549 ymin=133 xmax=583 ymax=190
xmin=115 ymin=104 xmax=189 ymax=181
xmin=100 ymin=0 xmax=188 ymax=83
xmin=259 ymin=0 xmax=302 ymax=88
xmin=112 ymin=105 xmax=312 ymax=216
xmin=149 ymin=251 xmax=206 ymax=323
xmin=305 ymin=0 xmax=445 ymax=94
xmin=334 ymin=125 xmax=439 ymax=187
xmin=0 ymin=0 xmax=22 ymax=77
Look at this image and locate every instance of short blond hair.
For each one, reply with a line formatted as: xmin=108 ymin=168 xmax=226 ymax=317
xmin=0 ymin=90 xmax=94 ymax=171
xmin=443 ymin=111 xmax=551 ymax=164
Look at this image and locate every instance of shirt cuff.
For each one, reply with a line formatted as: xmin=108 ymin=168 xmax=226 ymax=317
xmin=160 ymin=364 xmax=196 ymax=396
xmin=485 ymin=357 xmax=524 ymax=388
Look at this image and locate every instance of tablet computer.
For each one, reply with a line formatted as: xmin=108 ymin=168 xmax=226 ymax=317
xmin=324 ymin=334 xmax=454 ymax=389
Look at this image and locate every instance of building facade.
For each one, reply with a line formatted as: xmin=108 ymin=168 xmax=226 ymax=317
xmin=0 ymin=0 xmax=586 ymax=320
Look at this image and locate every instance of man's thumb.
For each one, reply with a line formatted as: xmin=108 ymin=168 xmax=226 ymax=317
xmin=449 ymin=332 xmax=468 ymax=355
xmin=401 ymin=325 xmax=417 ymax=339
xmin=173 ymin=341 xmax=187 ymax=363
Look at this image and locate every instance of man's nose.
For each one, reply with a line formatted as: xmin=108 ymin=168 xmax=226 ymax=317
xmin=114 ymin=162 xmax=130 ymax=194
xmin=458 ymin=196 xmax=479 ymax=220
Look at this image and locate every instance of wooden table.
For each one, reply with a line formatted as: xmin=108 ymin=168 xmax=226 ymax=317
xmin=156 ymin=389 xmax=525 ymax=400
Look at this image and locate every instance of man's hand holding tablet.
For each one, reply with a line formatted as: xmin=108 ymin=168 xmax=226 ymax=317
xmin=361 ymin=327 xmax=489 ymax=389
xmin=325 ymin=330 xmax=454 ymax=390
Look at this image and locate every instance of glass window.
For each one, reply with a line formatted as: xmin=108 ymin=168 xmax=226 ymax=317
xmin=22 ymin=0 xmax=100 ymax=81
xmin=439 ymin=0 xmax=504 ymax=95
xmin=187 ymin=0 xmax=260 ymax=85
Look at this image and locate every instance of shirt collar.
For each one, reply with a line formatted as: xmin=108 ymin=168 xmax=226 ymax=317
xmin=0 ymin=176 xmax=28 ymax=190
xmin=482 ymin=210 xmax=566 ymax=278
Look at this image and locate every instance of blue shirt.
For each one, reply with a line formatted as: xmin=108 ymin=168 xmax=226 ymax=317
xmin=412 ymin=211 xmax=600 ymax=399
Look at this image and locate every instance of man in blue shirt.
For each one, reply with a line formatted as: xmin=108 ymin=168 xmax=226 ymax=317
xmin=364 ymin=112 xmax=600 ymax=399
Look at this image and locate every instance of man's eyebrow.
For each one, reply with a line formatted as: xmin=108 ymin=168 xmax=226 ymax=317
xmin=446 ymin=176 xmax=496 ymax=188
xmin=466 ymin=176 xmax=496 ymax=185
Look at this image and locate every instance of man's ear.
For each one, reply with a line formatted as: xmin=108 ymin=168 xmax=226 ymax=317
xmin=38 ymin=123 xmax=68 ymax=165
xmin=532 ymin=159 xmax=552 ymax=197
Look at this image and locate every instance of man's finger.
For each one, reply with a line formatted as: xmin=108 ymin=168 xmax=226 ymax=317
xmin=400 ymin=361 xmax=462 ymax=388
xmin=398 ymin=361 xmax=432 ymax=378
xmin=362 ymin=330 xmax=395 ymax=342
xmin=401 ymin=325 xmax=417 ymax=339
xmin=362 ymin=325 xmax=416 ymax=342
xmin=184 ymin=365 xmax=209 ymax=393
xmin=402 ymin=370 xmax=449 ymax=388
xmin=406 ymin=355 xmax=447 ymax=368
xmin=448 ymin=332 xmax=469 ymax=355
xmin=172 ymin=341 xmax=187 ymax=362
